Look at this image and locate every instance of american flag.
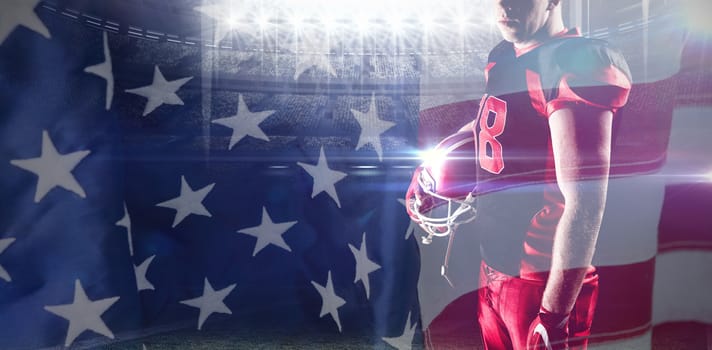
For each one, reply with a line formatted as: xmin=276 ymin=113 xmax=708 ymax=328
xmin=0 ymin=1 xmax=425 ymax=348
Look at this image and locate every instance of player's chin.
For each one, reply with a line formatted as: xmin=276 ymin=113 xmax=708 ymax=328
xmin=497 ymin=25 xmax=522 ymax=42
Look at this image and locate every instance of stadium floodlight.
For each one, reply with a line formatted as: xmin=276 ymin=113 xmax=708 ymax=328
xmin=197 ymin=0 xmax=493 ymax=48
xmin=289 ymin=15 xmax=305 ymax=30
xmin=455 ymin=15 xmax=470 ymax=31
xmin=356 ymin=16 xmax=371 ymax=33
xmin=419 ymin=14 xmax=435 ymax=32
xmin=320 ymin=15 xmax=338 ymax=32
xmin=387 ymin=15 xmax=405 ymax=34
xmin=200 ymin=0 xmax=477 ymax=25
xmin=224 ymin=14 xmax=241 ymax=30
xmin=257 ymin=15 xmax=271 ymax=30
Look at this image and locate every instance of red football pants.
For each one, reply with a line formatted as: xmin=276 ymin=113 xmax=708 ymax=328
xmin=477 ymin=261 xmax=599 ymax=350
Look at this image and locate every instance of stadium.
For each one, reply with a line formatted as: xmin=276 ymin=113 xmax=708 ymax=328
xmin=0 ymin=0 xmax=710 ymax=349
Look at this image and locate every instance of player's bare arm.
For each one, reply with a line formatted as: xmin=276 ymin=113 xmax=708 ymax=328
xmin=542 ymin=105 xmax=613 ymax=314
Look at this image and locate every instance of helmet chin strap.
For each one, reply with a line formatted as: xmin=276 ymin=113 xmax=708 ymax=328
xmin=412 ymin=192 xmax=477 ymax=288
xmin=441 ymin=226 xmax=457 ymax=288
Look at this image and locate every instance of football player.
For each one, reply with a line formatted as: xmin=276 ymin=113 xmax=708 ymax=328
xmin=407 ymin=0 xmax=631 ymax=349
xmin=473 ymin=0 xmax=631 ymax=348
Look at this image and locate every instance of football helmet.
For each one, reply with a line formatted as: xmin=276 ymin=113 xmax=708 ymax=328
xmin=405 ymin=130 xmax=478 ymax=243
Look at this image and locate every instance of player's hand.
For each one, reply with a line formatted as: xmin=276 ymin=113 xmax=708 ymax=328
xmin=405 ymin=167 xmax=434 ymax=222
xmin=526 ymin=308 xmax=569 ymax=350
xmin=404 ymin=166 xmax=423 ymax=221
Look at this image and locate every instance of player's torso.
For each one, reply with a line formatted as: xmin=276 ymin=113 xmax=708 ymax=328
xmin=472 ymin=38 xmax=573 ymax=275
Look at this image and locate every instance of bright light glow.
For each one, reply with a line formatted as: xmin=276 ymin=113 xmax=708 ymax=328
xmin=419 ymin=14 xmax=435 ymax=31
xmin=456 ymin=15 xmax=469 ymax=29
xmin=681 ymin=0 xmax=712 ymax=34
xmin=419 ymin=148 xmax=446 ymax=166
xmin=289 ymin=15 xmax=305 ymax=29
xmin=356 ymin=16 xmax=371 ymax=32
xmin=706 ymin=170 xmax=712 ymax=182
xmin=203 ymin=0 xmax=487 ymax=24
xmin=387 ymin=15 xmax=405 ymax=33
xmin=257 ymin=16 xmax=270 ymax=30
xmin=320 ymin=15 xmax=338 ymax=31
xmin=225 ymin=14 xmax=241 ymax=30
xmin=199 ymin=0 xmax=494 ymax=51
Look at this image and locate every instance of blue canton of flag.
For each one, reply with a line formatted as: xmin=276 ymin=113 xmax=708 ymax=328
xmin=0 ymin=1 xmax=422 ymax=349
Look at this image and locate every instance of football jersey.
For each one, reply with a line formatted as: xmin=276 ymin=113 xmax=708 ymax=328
xmin=471 ymin=29 xmax=632 ymax=279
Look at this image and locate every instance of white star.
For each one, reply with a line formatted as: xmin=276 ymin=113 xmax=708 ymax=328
xmin=194 ymin=1 xmax=257 ymax=44
xmin=156 ymin=175 xmax=215 ymax=228
xmin=349 ymin=233 xmax=381 ymax=300
xmin=0 ymin=237 xmax=16 ymax=282
xmin=44 ymin=279 xmax=120 ymax=347
xmin=134 ymin=255 xmax=156 ymax=291
xmin=84 ymin=31 xmax=114 ymax=110
xmin=293 ymin=33 xmax=337 ymax=80
xmin=382 ymin=312 xmax=417 ymax=350
xmin=311 ymin=271 xmax=346 ymax=332
xmin=237 ymin=207 xmax=297 ymax=256
xmin=350 ymin=94 xmax=396 ymax=162
xmin=404 ymin=222 xmax=417 ymax=240
xmin=0 ymin=0 xmax=50 ymax=45
xmin=397 ymin=198 xmax=417 ymax=240
xmin=180 ymin=278 xmax=236 ymax=330
xmin=297 ymin=147 xmax=347 ymax=208
xmin=125 ymin=65 xmax=192 ymax=117
xmin=211 ymin=94 xmax=274 ymax=149
xmin=10 ymin=130 xmax=91 ymax=203
xmin=116 ymin=202 xmax=133 ymax=256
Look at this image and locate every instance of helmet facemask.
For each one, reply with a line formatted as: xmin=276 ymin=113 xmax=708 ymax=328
xmin=408 ymin=166 xmax=477 ymax=244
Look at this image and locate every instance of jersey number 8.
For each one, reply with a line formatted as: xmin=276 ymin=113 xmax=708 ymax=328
xmin=476 ymin=95 xmax=507 ymax=174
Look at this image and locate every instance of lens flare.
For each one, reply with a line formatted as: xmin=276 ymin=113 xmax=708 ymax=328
xmin=680 ymin=0 xmax=712 ymax=34
xmin=705 ymin=170 xmax=712 ymax=182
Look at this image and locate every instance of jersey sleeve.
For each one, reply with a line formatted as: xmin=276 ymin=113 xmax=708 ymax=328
xmin=546 ymin=40 xmax=632 ymax=115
